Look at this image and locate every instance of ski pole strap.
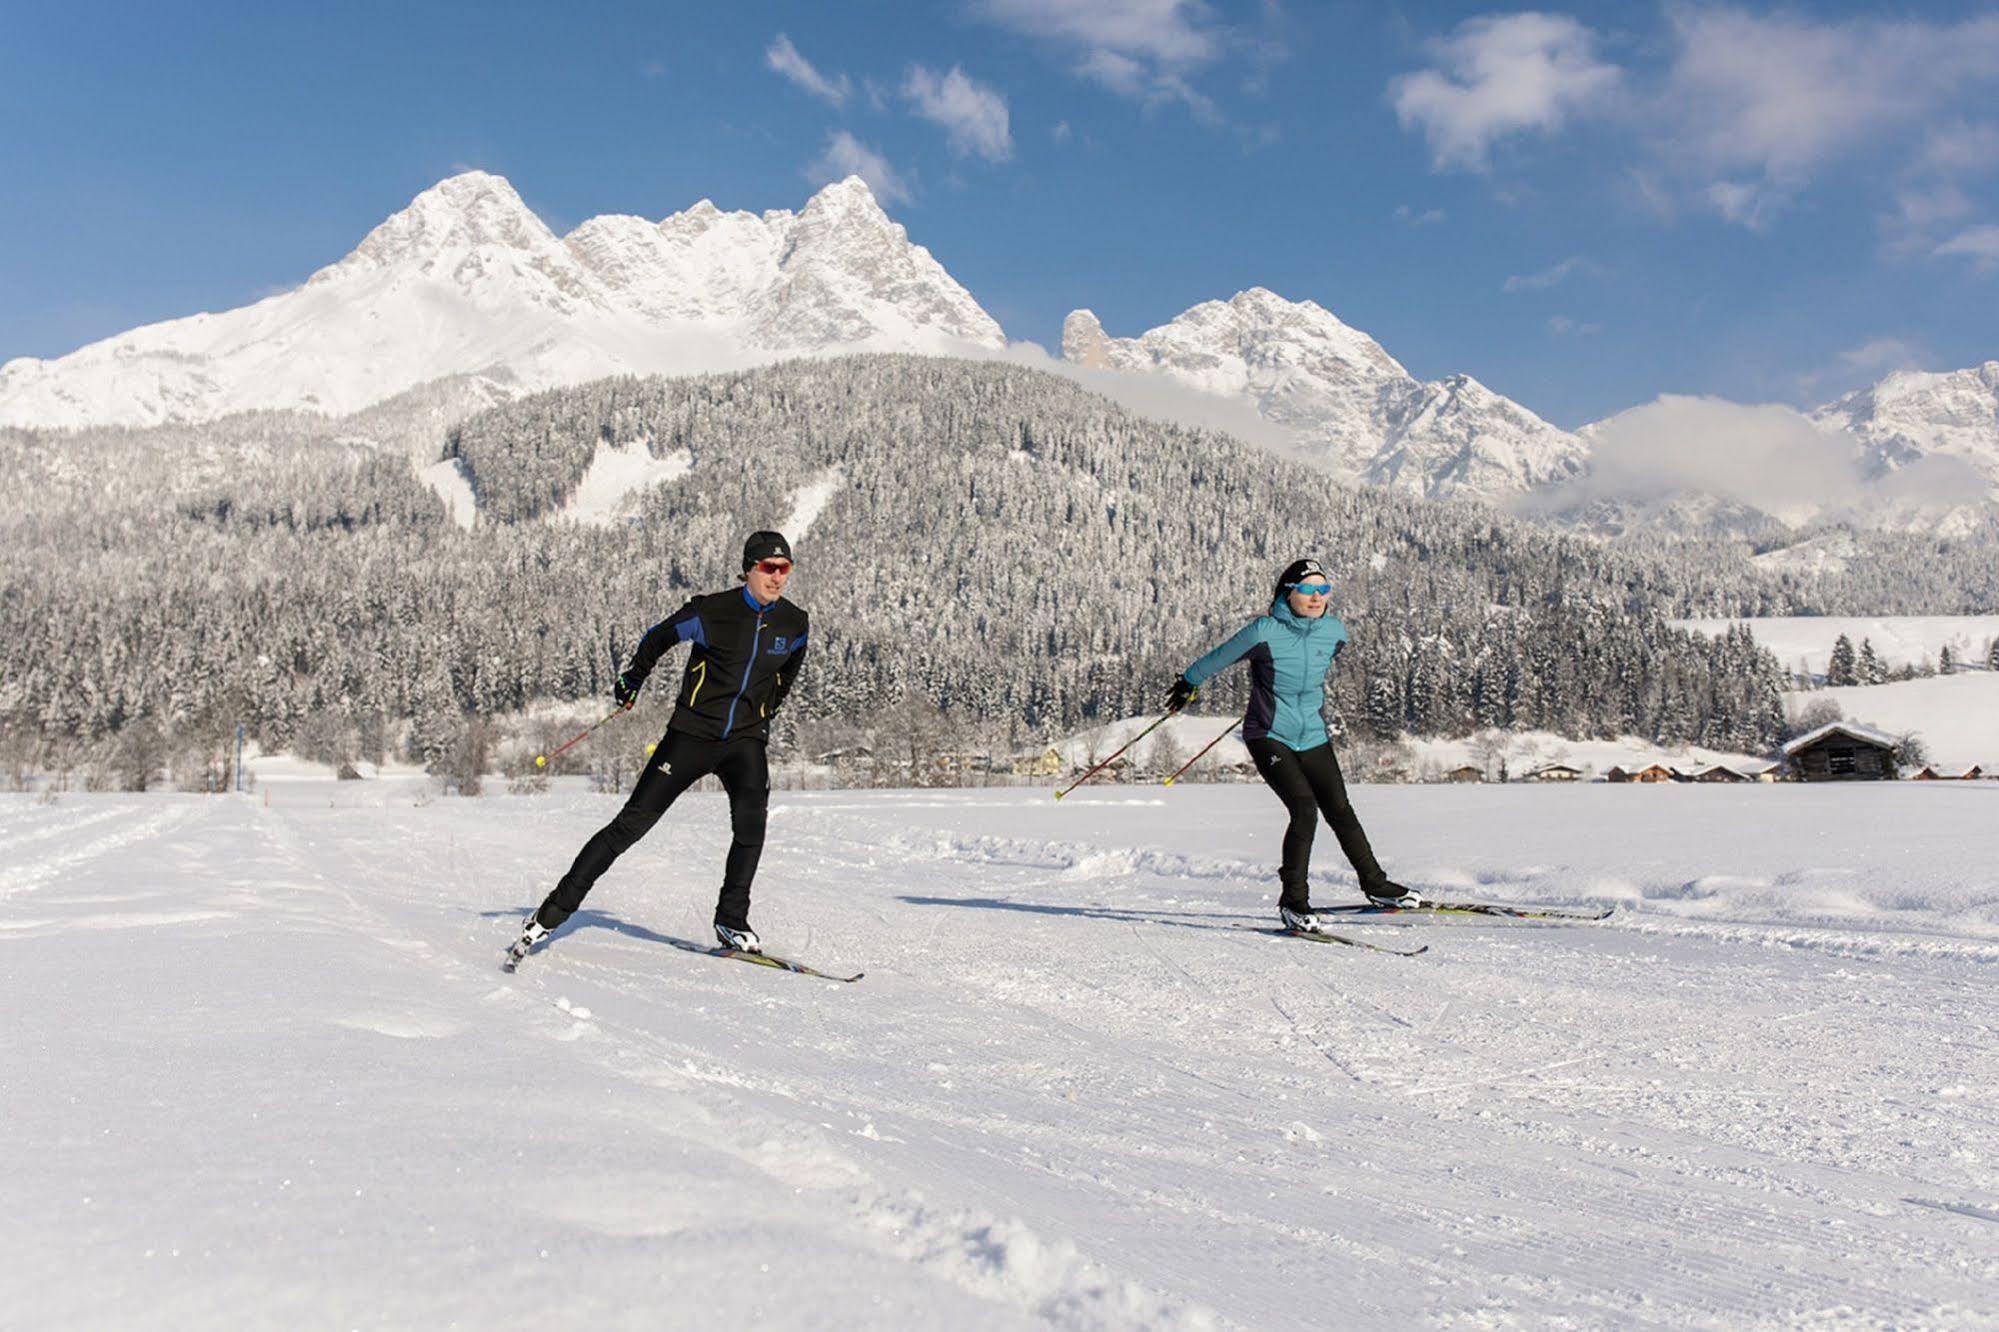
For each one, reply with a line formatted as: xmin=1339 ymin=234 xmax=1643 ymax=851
xmin=1163 ymin=720 xmax=1238 ymax=786
xmin=1055 ymin=711 xmax=1175 ymax=800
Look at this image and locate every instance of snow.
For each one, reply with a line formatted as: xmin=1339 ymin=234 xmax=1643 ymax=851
xmin=1781 ymin=720 xmax=1902 ymax=756
xmin=8 ymin=782 xmax=1997 ymax=1326
xmin=1053 ymin=717 xmax=1778 ymax=783
xmin=419 ymin=457 xmax=477 ymax=530
xmin=1679 ymin=614 xmax=1999 ymax=674
xmin=1051 ymin=713 xmax=1249 ymax=770
xmin=0 ymin=172 xmax=1004 ymax=431
xmin=1788 ymin=671 xmax=1999 ymax=770
xmin=781 ymin=467 xmax=845 ymax=540
xmin=1399 ymin=731 xmax=1774 ymax=780
xmin=556 ymin=441 xmax=693 ymax=527
xmin=1064 ymin=289 xmax=1588 ymax=502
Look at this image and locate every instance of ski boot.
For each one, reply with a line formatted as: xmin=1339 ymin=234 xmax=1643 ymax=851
xmin=714 ymin=921 xmax=763 ymax=955
xmin=502 ymin=914 xmax=550 ymax=972
xmin=1280 ymin=903 xmax=1330 ymax=934
xmin=1364 ymin=882 xmax=1424 ymax=910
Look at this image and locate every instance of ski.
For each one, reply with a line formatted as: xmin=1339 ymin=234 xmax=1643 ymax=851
xmin=1330 ymin=900 xmax=1613 ymax=922
xmin=712 ymin=947 xmax=864 ymax=983
xmin=1278 ymin=927 xmax=1428 ymax=957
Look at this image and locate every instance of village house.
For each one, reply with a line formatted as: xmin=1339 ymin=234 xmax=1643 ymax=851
xmin=1913 ymin=764 xmax=1984 ymax=781
xmin=1521 ymin=763 xmax=1582 ymax=783
xmin=1781 ymin=722 xmax=1900 ymax=782
xmin=1607 ymin=763 xmax=1678 ymax=784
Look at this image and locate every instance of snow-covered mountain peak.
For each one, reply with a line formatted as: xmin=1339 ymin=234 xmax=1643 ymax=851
xmin=1062 ymin=310 xmax=1112 ymax=367
xmin=339 ymin=171 xmax=557 ymax=271
xmin=1062 ymin=287 xmax=1580 ymax=499
xmin=0 ymin=172 xmax=1005 ymax=429
xmin=1811 ymin=359 xmax=1999 ymax=504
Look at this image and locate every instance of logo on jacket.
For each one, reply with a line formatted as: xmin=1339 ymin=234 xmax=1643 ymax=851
xmin=770 ymin=636 xmax=788 ymax=653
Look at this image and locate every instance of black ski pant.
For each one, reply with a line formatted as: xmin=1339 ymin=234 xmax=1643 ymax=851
xmin=1247 ymin=737 xmax=1388 ymax=907
xmin=537 ymin=731 xmax=769 ymax=932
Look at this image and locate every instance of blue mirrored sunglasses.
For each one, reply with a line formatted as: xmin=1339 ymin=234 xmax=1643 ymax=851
xmin=1287 ymin=582 xmax=1333 ymax=596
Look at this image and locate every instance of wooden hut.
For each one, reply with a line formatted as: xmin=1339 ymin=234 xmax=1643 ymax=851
xmin=1690 ymin=765 xmax=1748 ymax=783
xmin=1781 ymin=722 xmax=1899 ymax=782
xmin=1446 ymin=764 xmax=1485 ymax=784
xmin=1914 ymin=764 xmax=1983 ymax=781
xmin=1610 ymin=762 xmax=1678 ymax=783
xmin=1523 ymin=763 xmax=1583 ymax=783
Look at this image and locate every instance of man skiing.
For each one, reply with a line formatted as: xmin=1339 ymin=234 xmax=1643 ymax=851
xmin=1170 ymin=557 xmax=1420 ymax=935
xmin=506 ymin=531 xmax=809 ymax=968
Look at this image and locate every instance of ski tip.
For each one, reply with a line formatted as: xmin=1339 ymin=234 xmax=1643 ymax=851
xmin=1162 ymin=777 xmax=1176 ymax=787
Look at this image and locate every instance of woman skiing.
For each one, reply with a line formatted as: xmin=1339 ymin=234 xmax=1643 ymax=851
xmin=1169 ymin=558 xmax=1419 ymax=933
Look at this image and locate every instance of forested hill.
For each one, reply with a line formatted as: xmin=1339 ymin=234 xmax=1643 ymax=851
xmin=440 ymin=356 xmax=1791 ymax=750
xmin=6 ymin=356 xmax=1793 ymax=777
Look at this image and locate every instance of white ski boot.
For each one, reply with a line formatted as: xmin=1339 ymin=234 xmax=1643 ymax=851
xmin=1364 ymin=883 xmax=1424 ymax=910
xmin=714 ymin=922 xmax=763 ymax=954
xmin=502 ymin=916 xmax=550 ymax=972
xmin=1280 ymin=904 xmax=1328 ymax=934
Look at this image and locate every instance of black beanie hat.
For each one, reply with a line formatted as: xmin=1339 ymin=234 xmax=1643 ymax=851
xmin=742 ymin=531 xmax=793 ymax=569
xmin=1273 ymin=557 xmax=1328 ymax=602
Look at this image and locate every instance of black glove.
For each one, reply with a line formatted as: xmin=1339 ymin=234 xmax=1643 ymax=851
xmin=1167 ymin=678 xmax=1198 ymax=711
xmin=613 ymin=671 xmax=640 ymax=709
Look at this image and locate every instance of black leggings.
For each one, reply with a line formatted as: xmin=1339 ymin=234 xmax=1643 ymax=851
xmin=1247 ymin=737 xmax=1387 ymax=907
xmin=538 ymin=731 xmax=769 ymax=931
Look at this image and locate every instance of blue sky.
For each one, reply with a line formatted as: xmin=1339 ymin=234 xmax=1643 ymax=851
xmin=2 ymin=0 xmax=1995 ymax=427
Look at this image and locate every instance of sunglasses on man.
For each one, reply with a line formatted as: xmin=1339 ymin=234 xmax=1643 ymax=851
xmin=1287 ymin=581 xmax=1332 ymax=596
xmin=753 ymin=560 xmax=793 ymax=576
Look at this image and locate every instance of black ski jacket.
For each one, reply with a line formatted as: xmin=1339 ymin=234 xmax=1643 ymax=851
xmin=625 ymin=588 xmax=809 ymax=743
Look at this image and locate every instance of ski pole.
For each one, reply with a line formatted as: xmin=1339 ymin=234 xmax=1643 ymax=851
xmin=1163 ymin=720 xmax=1238 ymax=786
xmin=534 ymin=705 xmax=629 ymax=769
xmin=1055 ymin=711 xmax=1176 ymax=800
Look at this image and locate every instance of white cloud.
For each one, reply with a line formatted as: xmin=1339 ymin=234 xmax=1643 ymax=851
xmin=979 ymin=0 xmax=1217 ymax=65
xmin=1552 ymin=396 xmax=1868 ymax=519
xmin=1704 ymin=180 xmax=1782 ymax=230
xmin=985 ymin=340 xmax=1326 ymax=465
xmin=1502 ymin=255 xmax=1601 ymax=292
xmin=975 ymin=0 xmax=1224 ymax=112
xmin=1547 ymin=315 xmax=1601 ymax=335
xmin=1838 ymin=339 xmax=1927 ymax=377
xmin=1936 ymin=224 xmax=1999 ymax=272
xmin=1660 ymin=8 xmax=1999 ymax=223
xmin=1389 ymin=13 xmax=1619 ymax=171
xmin=1393 ymin=204 xmax=1446 ymax=226
xmin=766 ymin=33 xmax=851 ymax=107
xmin=1544 ymin=394 xmax=1987 ymax=522
xmin=1917 ymin=122 xmax=1999 ymax=178
xmin=805 ymin=131 xmax=911 ymax=204
xmin=903 ymin=65 xmax=1014 ymax=162
xmin=1051 ymin=119 xmax=1073 ymax=143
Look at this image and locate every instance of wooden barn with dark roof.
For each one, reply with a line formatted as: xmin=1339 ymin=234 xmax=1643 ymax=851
xmin=1781 ymin=722 xmax=1900 ymax=782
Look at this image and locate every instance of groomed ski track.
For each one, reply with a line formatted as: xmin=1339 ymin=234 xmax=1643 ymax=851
xmin=5 ymin=783 xmax=1996 ymax=1328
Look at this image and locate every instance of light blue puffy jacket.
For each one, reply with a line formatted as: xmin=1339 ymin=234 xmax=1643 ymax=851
xmin=1181 ymin=600 xmax=1349 ymax=751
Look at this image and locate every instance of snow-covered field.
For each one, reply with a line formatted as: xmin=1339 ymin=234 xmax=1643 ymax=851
xmin=1678 ymin=616 xmax=1999 ymax=675
xmin=7 ymin=782 xmax=1997 ymax=1328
